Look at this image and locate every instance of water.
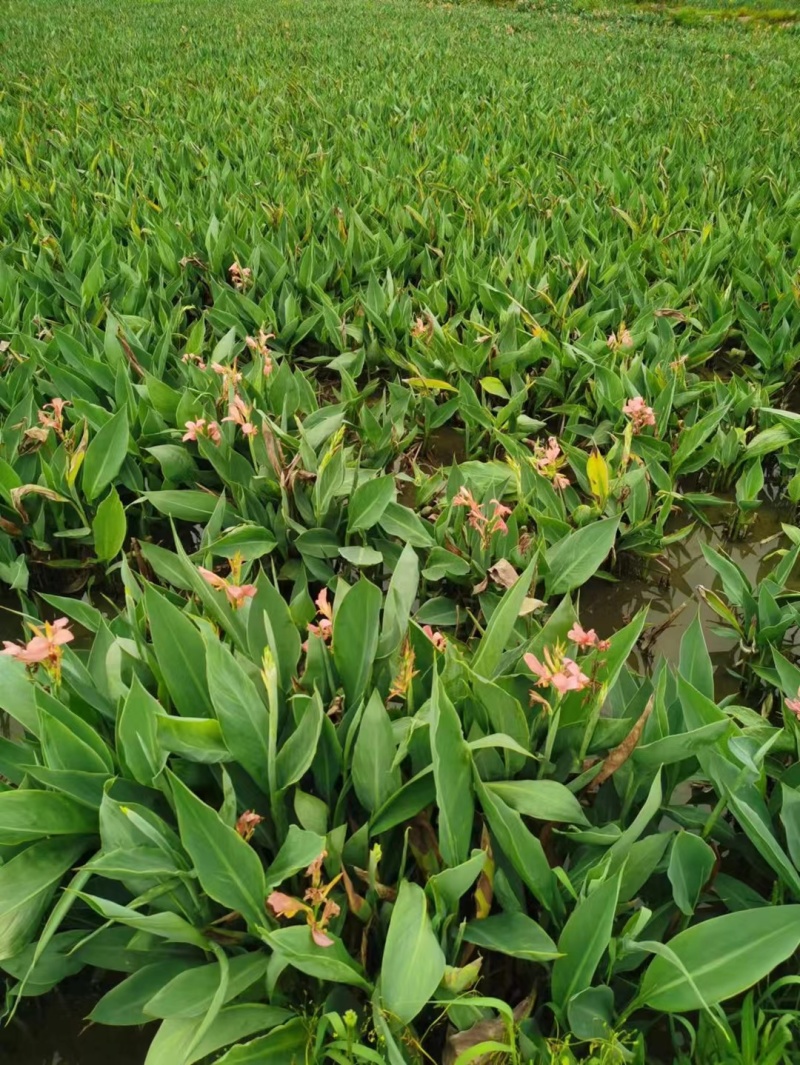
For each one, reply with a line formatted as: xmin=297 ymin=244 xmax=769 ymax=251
xmin=580 ymin=504 xmax=790 ymax=693
xmin=0 ymin=992 xmax=154 ymax=1064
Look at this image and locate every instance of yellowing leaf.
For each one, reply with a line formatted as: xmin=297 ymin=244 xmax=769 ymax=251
xmin=586 ymin=449 xmax=609 ymax=507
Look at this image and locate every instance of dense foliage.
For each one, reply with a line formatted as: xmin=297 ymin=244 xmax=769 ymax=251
xmin=2 ymin=0 xmax=800 ymax=1061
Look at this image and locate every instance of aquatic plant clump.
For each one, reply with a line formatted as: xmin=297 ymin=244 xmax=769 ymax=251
xmin=1 ymin=0 xmax=800 ymax=1061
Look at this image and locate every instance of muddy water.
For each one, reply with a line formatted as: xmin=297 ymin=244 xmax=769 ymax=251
xmin=580 ymin=505 xmax=790 ymax=692
xmin=0 ymin=993 xmax=154 ymax=1064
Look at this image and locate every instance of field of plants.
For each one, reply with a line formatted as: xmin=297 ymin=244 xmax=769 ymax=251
xmin=2 ymin=0 xmax=800 ymax=1061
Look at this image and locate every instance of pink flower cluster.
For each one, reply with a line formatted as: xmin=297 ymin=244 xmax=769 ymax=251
xmin=245 ymin=330 xmax=275 ymax=377
xmin=228 ymin=262 xmax=252 ymax=291
xmin=223 ymin=394 xmax=257 ymax=436
xmin=267 ymin=850 xmax=341 ymax=948
xmin=623 ymin=397 xmax=656 ymax=434
xmin=38 ymin=398 xmax=70 ymax=437
xmin=608 ymin=327 xmax=633 ymax=351
xmin=305 ymin=588 xmax=333 ymax=649
xmin=198 ymin=566 xmax=256 ymax=609
xmin=183 ymin=418 xmax=221 ymax=444
xmin=2 ymin=616 xmax=74 ymax=666
xmin=567 ymin=622 xmax=610 ymax=652
xmin=786 ymin=689 xmax=800 ymax=719
xmin=532 ymin=436 xmax=570 ymax=491
xmin=453 ymin=487 xmax=511 ymax=548
xmin=181 ymin=352 xmax=207 ymax=370
xmin=422 ymin=624 xmax=447 ymax=652
xmin=524 ymin=647 xmax=590 ymax=697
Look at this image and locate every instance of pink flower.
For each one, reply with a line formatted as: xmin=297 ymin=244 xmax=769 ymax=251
xmin=235 ymin=810 xmax=264 ymax=841
xmin=306 ymin=588 xmax=334 ymax=646
xmin=422 ymin=625 xmax=447 ymax=652
xmin=222 ymin=394 xmax=257 ymax=437
xmin=267 ymin=891 xmax=307 ymax=919
xmin=229 ymin=262 xmax=252 ymax=291
xmin=310 ymin=924 xmax=335 ymax=948
xmin=183 ymin=418 xmax=221 ymax=444
xmin=568 ymin=623 xmax=598 ymax=649
xmin=2 ymin=617 xmax=74 ymax=679
xmin=623 ymin=397 xmax=656 ymax=434
xmin=181 ymin=352 xmax=206 ymax=370
xmin=524 ymin=646 xmax=590 ymax=699
xmin=452 ymin=488 xmax=511 ymax=546
xmin=38 ymin=398 xmax=70 ymax=436
xmin=786 ymin=690 xmax=800 ymax=718
xmin=198 ymin=566 xmax=257 ymax=609
xmin=532 ymin=436 xmax=570 ymax=489
xmin=608 ymin=327 xmax=633 ymax=350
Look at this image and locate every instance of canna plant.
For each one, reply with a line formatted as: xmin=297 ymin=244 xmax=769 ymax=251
xmin=0 ymin=537 xmax=800 ymax=1062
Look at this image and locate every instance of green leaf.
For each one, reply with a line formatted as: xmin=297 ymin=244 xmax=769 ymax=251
xmin=544 ymin=517 xmax=620 ymax=597
xmin=333 ymin=578 xmax=381 ymax=708
xmin=264 ymin=926 xmax=370 ymax=990
xmin=247 ymin=572 xmax=301 ymax=694
xmin=427 ymin=850 xmax=487 ymax=912
xmin=117 ymin=676 xmax=167 ymax=787
xmin=678 ymin=611 xmax=713 ymax=701
xmin=379 ymin=542 xmax=419 ymax=658
xmin=145 ymin=952 xmax=268 ymax=1019
xmin=484 ymin=780 xmax=589 ymax=826
xmin=780 ymin=784 xmax=800 ymax=871
xmin=347 ymin=475 xmax=396 ymax=533
xmin=93 ymin=487 xmax=127 ymax=561
xmin=380 ymin=880 xmax=446 ymax=1024
xmin=338 ymin=545 xmax=383 ymax=567
xmin=0 ymin=790 xmax=97 ymax=844
xmin=169 ymin=772 xmax=267 ymax=930
xmin=0 ymin=838 xmax=88 ymax=962
xmin=206 ymin=638 xmax=269 ymax=792
xmin=275 ymin=693 xmax=324 ymax=792
xmin=145 ymin=588 xmax=213 ymax=717
xmin=430 ymin=669 xmax=473 ymax=867
xmin=472 ymin=559 xmax=536 ymax=677
xmin=667 ymin=831 xmax=715 ymax=916
xmin=463 ymin=912 xmax=561 ymax=962
xmin=639 ymin=907 xmax=800 ymax=1012
xmin=264 ymin=826 xmax=326 ymax=893
xmin=551 ymin=869 xmax=622 ymax=1010
xmin=91 ymin=960 xmax=202 ymax=1026
xmin=476 ymin=778 xmax=558 ymax=916
xmin=143 ymin=490 xmax=231 ymax=523
xmin=210 ymin=1019 xmax=308 ymax=1065
xmin=144 ymin=1007 xmax=296 ymax=1065
xmin=82 ymin=407 xmax=129 ymax=502
xmin=351 ymin=690 xmax=401 ymax=815
xmin=157 ymin=716 xmax=230 ymax=763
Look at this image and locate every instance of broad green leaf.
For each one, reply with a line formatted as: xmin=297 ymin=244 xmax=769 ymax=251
xmin=93 ymin=486 xmax=127 ymax=561
xmin=264 ymin=826 xmax=326 ymax=893
xmin=210 ymin=1019 xmax=308 ymax=1065
xmin=544 ymin=517 xmax=620 ymax=598
xmin=275 ymin=693 xmax=324 ymax=792
xmin=264 ymin=926 xmax=370 ymax=990
xmin=678 ymin=612 xmax=713 ymax=701
xmin=430 ymin=669 xmax=473 ymax=867
xmin=0 ymin=790 xmax=97 ymax=844
xmin=333 ymin=578 xmax=381 ymax=708
xmin=476 ymin=778 xmax=558 ymax=916
xmin=145 ymin=952 xmax=268 ymax=1019
xmin=551 ymin=869 xmax=622 ymax=1009
xmin=117 ymin=676 xmax=167 ymax=787
xmin=0 ymin=838 xmax=87 ymax=962
xmin=639 ymin=907 xmax=800 ymax=1012
xmin=206 ymin=637 xmax=269 ymax=791
xmin=472 ymin=559 xmax=536 ymax=677
xmin=347 ymin=475 xmax=396 ymax=533
xmin=380 ymin=881 xmax=445 ymax=1024
xmin=144 ymin=1007 xmax=295 ymax=1065
xmin=91 ymin=959 xmax=201 ymax=1026
xmin=463 ymin=913 xmax=560 ymax=962
xmin=157 ymin=716 xmax=230 ymax=763
xmin=247 ymin=572 xmax=301 ymax=694
xmin=351 ymin=690 xmax=401 ymax=815
xmin=83 ymin=406 xmax=129 ymax=502
xmin=170 ymin=772 xmax=267 ymax=930
xmin=667 ymin=831 xmax=715 ymax=916
xmin=485 ymin=780 xmax=589 ymax=826
xmin=145 ymin=588 xmax=213 ymax=717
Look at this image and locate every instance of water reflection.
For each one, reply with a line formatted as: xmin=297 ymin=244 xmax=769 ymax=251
xmin=0 ymin=992 xmax=153 ymax=1065
xmin=580 ymin=506 xmax=790 ymax=693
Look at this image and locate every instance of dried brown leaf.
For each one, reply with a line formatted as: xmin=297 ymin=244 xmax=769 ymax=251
xmin=589 ymin=695 xmax=654 ymax=793
xmin=443 ymin=993 xmax=536 ymax=1065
